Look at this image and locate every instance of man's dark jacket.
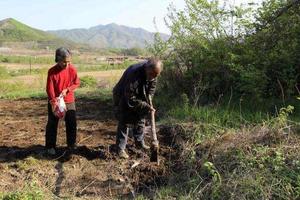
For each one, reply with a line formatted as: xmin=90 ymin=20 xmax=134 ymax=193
xmin=113 ymin=61 xmax=157 ymax=120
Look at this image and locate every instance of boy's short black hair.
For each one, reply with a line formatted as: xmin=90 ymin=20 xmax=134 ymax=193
xmin=55 ymin=47 xmax=71 ymax=63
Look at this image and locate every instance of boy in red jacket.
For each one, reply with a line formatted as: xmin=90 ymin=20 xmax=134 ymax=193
xmin=45 ymin=47 xmax=80 ymax=155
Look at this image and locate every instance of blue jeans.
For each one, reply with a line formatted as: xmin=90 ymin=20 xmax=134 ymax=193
xmin=116 ymin=118 xmax=145 ymax=150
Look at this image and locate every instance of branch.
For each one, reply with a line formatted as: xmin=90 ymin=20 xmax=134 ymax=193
xmin=261 ymin=0 xmax=300 ymax=28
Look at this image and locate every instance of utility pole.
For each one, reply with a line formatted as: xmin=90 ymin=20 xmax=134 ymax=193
xmin=29 ymin=56 xmax=32 ymax=75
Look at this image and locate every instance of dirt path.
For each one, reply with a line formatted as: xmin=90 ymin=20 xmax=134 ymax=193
xmin=0 ymin=98 xmax=175 ymax=199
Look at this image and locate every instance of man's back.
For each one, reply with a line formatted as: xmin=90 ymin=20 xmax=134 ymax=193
xmin=113 ymin=61 xmax=147 ymax=96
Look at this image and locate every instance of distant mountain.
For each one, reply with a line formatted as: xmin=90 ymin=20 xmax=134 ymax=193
xmin=0 ymin=18 xmax=169 ymax=50
xmin=0 ymin=18 xmax=87 ymax=50
xmin=48 ymin=23 xmax=169 ymax=49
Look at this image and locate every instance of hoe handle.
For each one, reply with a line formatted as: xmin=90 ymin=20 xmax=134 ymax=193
xmin=149 ymin=96 xmax=158 ymax=146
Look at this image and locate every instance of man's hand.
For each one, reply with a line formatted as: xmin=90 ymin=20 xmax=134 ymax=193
xmin=61 ymin=88 xmax=68 ymax=97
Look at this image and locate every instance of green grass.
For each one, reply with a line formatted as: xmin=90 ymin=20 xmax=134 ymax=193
xmin=15 ymin=157 xmax=40 ymax=171
xmin=76 ymin=87 xmax=112 ymax=101
xmin=0 ymin=62 xmax=116 ymax=100
xmin=80 ymin=75 xmax=97 ymax=88
xmin=3 ymin=64 xmax=125 ymax=77
xmin=0 ymin=59 xmax=130 ymax=77
xmin=76 ymin=63 xmax=127 ymax=72
xmin=0 ymin=183 xmax=44 ymax=200
xmin=0 ymin=80 xmax=43 ymax=99
xmin=0 ymin=55 xmax=84 ymax=65
xmin=149 ymin=119 xmax=300 ymax=199
xmin=76 ymin=62 xmax=129 ymax=72
xmin=0 ymin=66 xmax=10 ymax=78
xmin=8 ymin=68 xmax=48 ymax=77
xmin=0 ymin=55 xmax=53 ymax=64
xmin=166 ymin=105 xmax=269 ymax=127
xmin=0 ymin=66 xmax=47 ymax=99
xmin=0 ymin=54 xmax=136 ymax=66
xmin=155 ymin=90 xmax=300 ymax=127
xmin=0 ymin=79 xmax=112 ymax=100
xmin=148 ymin=88 xmax=300 ymax=199
xmin=156 ymin=94 xmax=270 ymax=128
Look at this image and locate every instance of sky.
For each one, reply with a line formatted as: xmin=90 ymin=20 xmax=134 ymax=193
xmin=0 ymin=0 xmax=261 ymax=34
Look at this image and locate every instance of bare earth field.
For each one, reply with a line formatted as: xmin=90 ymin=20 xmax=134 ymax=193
xmin=0 ymin=63 xmax=50 ymax=70
xmin=4 ymin=70 xmax=124 ymax=86
xmin=0 ymin=97 xmax=176 ymax=199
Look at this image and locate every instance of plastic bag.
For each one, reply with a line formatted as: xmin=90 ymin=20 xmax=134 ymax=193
xmin=54 ymin=94 xmax=66 ymax=119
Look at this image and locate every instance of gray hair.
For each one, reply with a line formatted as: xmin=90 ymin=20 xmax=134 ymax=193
xmin=55 ymin=47 xmax=71 ymax=63
xmin=145 ymin=57 xmax=162 ymax=70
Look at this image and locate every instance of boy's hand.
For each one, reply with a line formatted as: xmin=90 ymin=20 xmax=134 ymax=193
xmin=61 ymin=88 xmax=68 ymax=97
xmin=51 ymin=101 xmax=58 ymax=113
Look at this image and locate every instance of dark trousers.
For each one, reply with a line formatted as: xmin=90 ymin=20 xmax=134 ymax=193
xmin=116 ymin=117 xmax=145 ymax=150
xmin=45 ymin=102 xmax=77 ymax=149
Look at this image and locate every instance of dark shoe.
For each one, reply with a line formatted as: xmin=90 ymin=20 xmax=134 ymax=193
xmin=46 ymin=148 xmax=56 ymax=155
xmin=118 ymin=149 xmax=129 ymax=159
xmin=135 ymin=141 xmax=150 ymax=150
xmin=67 ymin=144 xmax=78 ymax=152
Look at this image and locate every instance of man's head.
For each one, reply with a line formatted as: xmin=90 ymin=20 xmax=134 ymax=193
xmin=55 ymin=47 xmax=71 ymax=69
xmin=145 ymin=58 xmax=163 ymax=81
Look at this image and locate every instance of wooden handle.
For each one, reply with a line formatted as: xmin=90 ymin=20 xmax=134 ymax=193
xmin=151 ymin=111 xmax=157 ymax=141
xmin=149 ymin=96 xmax=158 ymax=146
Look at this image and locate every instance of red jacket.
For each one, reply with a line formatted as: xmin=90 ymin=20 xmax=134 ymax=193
xmin=46 ymin=63 xmax=80 ymax=105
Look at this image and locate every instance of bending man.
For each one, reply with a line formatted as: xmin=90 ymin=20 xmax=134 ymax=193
xmin=113 ymin=58 xmax=162 ymax=159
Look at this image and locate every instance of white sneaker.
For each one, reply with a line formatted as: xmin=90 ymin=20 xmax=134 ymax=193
xmin=118 ymin=150 xmax=129 ymax=159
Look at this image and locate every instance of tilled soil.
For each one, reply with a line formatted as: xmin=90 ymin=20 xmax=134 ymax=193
xmin=0 ymin=97 xmax=176 ymax=199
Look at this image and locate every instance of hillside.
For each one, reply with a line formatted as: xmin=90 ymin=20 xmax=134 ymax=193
xmin=48 ymin=23 xmax=169 ymax=49
xmin=0 ymin=18 xmax=87 ymax=50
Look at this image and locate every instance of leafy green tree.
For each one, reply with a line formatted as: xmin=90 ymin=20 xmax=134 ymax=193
xmin=152 ymin=0 xmax=300 ymax=105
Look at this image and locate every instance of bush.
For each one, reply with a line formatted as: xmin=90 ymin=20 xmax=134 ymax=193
xmin=80 ymin=75 xmax=97 ymax=88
